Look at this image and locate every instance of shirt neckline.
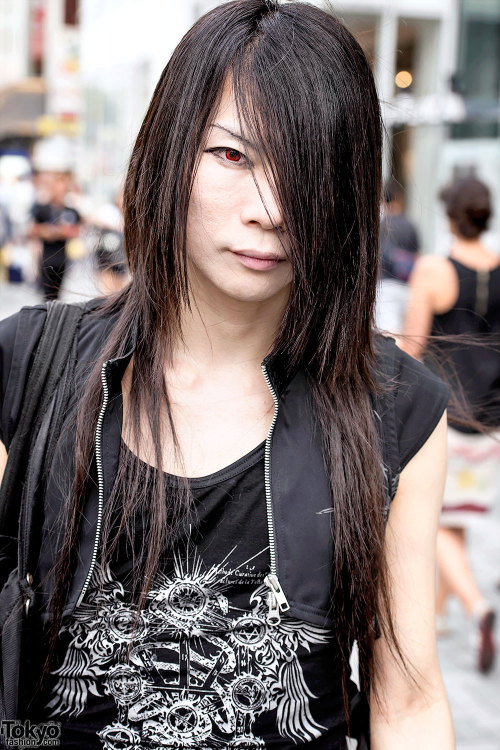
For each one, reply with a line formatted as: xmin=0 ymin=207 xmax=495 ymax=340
xmin=120 ymin=438 xmax=266 ymax=489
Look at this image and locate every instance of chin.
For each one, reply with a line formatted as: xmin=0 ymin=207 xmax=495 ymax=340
xmin=228 ymin=283 xmax=290 ymax=305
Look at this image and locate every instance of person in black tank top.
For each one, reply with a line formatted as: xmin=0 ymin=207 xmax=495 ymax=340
xmin=403 ymin=176 xmax=500 ymax=674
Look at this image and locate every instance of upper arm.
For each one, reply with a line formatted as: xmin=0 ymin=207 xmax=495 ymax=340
xmin=373 ymin=411 xmax=447 ymax=710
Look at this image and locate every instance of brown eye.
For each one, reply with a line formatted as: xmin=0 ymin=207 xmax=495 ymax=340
xmin=225 ymin=149 xmax=242 ymax=162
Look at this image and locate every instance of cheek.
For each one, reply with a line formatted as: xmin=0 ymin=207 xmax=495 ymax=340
xmin=192 ymin=161 xmax=242 ymax=223
xmin=186 ymin=173 xmax=229 ymax=256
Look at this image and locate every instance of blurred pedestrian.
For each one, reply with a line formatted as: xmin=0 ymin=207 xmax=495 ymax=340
xmin=90 ymin=186 xmax=124 ymax=233
xmin=403 ymin=175 xmax=500 ymax=673
xmin=27 ymin=171 xmax=82 ymax=300
xmin=375 ymin=178 xmax=420 ymax=333
xmin=93 ymin=229 xmax=129 ymax=294
xmin=0 ymin=199 xmax=12 ymax=250
xmin=0 ymin=200 xmax=12 ymax=282
xmin=88 ymin=187 xmax=127 ymax=294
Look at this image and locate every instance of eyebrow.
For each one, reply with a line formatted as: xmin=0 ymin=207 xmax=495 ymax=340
xmin=210 ymin=123 xmax=257 ymax=151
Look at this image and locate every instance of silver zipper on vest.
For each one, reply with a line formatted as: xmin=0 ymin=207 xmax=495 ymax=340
xmin=76 ymin=361 xmax=110 ymax=607
xmin=76 ymin=360 xmax=289 ymax=620
xmin=261 ymin=363 xmax=290 ymax=625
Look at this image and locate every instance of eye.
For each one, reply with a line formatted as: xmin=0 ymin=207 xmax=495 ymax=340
xmin=225 ymin=149 xmax=241 ymax=162
xmin=205 ymin=146 xmax=250 ymax=167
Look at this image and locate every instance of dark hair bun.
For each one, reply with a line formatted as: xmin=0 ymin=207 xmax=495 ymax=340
xmin=439 ymin=176 xmax=492 ymax=239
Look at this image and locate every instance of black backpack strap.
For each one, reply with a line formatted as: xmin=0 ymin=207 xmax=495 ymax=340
xmin=0 ymin=302 xmax=84 ymax=539
xmin=0 ymin=302 xmax=84 ymax=724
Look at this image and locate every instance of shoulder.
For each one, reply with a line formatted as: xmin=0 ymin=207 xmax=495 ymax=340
xmin=409 ymin=255 xmax=458 ymax=314
xmin=63 ymin=205 xmax=81 ymax=223
xmin=0 ymin=298 xmax=114 ymax=448
xmin=0 ymin=305 xmax=47 ymax=447
xmin=411 ymin=254 xmax=455 ymax=285
xmin=374 ymin=336 xmax=449 ymax=473
xmin=30 ymin=202 xmax=48 ymax=221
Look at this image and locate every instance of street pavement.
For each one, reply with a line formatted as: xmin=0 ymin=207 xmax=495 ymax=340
xmin=1 ymin=269 xmax=499 ymax=748
xmin=438 ymin=506 xmax=500 ymax=750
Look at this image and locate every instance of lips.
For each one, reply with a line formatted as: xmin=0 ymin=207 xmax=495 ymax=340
xmin=231 ymin=250 xmax=285 ymax=271
xmin=231 ymin=250 xmax=285 ymax=262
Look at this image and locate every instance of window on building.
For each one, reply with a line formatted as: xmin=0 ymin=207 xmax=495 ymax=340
xmin=340 ymin=14 xmax=377 ymax=68
xmin=452 ymin=0 xmax=500 ymax=139
xmin=64 ymin=0 xmax=79 ymax=26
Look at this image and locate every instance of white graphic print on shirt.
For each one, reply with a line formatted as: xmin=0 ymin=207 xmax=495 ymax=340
xmin=47 ymin=548 xmax=330 ymax=748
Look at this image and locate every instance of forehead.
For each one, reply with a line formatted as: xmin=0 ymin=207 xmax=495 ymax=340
xmin=208 ymin=82 xmax=240 ymax=132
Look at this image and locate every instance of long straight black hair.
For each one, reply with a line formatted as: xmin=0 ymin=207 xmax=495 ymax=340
xmin=48 ymin=0 xmax=400 ymax=716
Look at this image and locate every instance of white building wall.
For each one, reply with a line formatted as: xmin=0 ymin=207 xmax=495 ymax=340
xmin=0 ymin=0 xmax=30 ymax=87
xmin=78 ymin=0 xmax=198 ymax=198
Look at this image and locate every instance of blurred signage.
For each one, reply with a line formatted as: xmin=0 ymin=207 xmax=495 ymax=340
xmin=36 ymin=114 xmax=81 ymax=136
xmin=29 ymin=0 xmax=46 ymax=64
xmin=385 ymin=92 xmax=467 ymax=126
xmin=48 ymin=28 xmax=81 ymax=121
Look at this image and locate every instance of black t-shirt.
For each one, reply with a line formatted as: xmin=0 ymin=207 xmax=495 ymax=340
xmin=31 ymin=202 xmax=81 ymax=266
xmin=40 ymin=441 xmax=352 ymax=749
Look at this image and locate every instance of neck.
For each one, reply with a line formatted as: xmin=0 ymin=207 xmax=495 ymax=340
xmin=450 ymin=235 xmax=500 ymax=271
xmin=451 ymin=235 xmax=489 ymax=258
xmin=173 ymin=282 xmax=289 ymax=375
xmin=453 ymin=235 xmax=482 ymax=249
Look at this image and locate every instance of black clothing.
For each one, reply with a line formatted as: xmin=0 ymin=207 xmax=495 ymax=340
xmin=40 ymin=443 xmax=353 ymax=749
xmin=31 ymin=202 xmax=80 ymax=300
xmin=431 ymin=257 xmax=500 ymax=431
xmin=0 ymin=302 xmax=449 ymax=747
xmin=380 ymin=213 xmax=420 ymax=282
xmin=40 ymin=261 xmax=66 ymax=301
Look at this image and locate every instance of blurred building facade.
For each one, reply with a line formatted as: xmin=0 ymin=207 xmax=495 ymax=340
xmin=0 ymin=0 xmax=81 ymax=170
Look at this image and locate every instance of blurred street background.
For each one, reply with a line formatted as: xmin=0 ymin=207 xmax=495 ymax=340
xmin=0 ymin=0 xmax=499 ymax=747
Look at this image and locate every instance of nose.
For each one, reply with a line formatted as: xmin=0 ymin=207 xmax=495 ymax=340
xmin=240 ymin=171 xmax=284 ymax=231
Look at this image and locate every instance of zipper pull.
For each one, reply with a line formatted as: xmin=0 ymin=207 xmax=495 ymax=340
xmin=264 ymin=574 xmax=290 ymax=626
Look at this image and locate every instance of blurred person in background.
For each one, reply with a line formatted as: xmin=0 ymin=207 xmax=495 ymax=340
xmin=0 ymin=200 xmax=12 ymax=282
xmin=403 ymin=175 xmax=500 ymax=674
xmin=376 ymin=178 xmax=420 ymax=334
xmin=93 ymin=229 xmax=129 ymax=294
xmin=27 ymin=171 xmax=82 ymax=300
xmin=88 ymin=186 xmax=127 ymax=294
xmin=32 ymin=170 xmax=54 ymax=206
xmin=0 ymin=199 xmax=12 ymax=250
xmin=1 ymin=171 xmax=35 ymax=244
xmin=90 ymin=185 xmax=124 ymax=234
xmin=0 ymin=164 xmax=35 ymax=284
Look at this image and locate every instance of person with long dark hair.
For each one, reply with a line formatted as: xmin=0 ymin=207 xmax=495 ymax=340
xmin=0 ymin=2 xmax=454 ymax=748
xmin=403 ymin=175 xmax=500 ymax=673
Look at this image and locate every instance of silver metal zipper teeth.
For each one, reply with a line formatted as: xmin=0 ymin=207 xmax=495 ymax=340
xmin=261 ymin=363 xmax=280 ymax=576
xmin=76 ymin=361 xmax=110 ymax=607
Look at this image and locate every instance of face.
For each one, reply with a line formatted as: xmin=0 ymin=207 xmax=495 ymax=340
xmin=50 ymin=172 xmax=69 ymax=203
xmin=185 ymin=84 xmax=292 ymax=305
